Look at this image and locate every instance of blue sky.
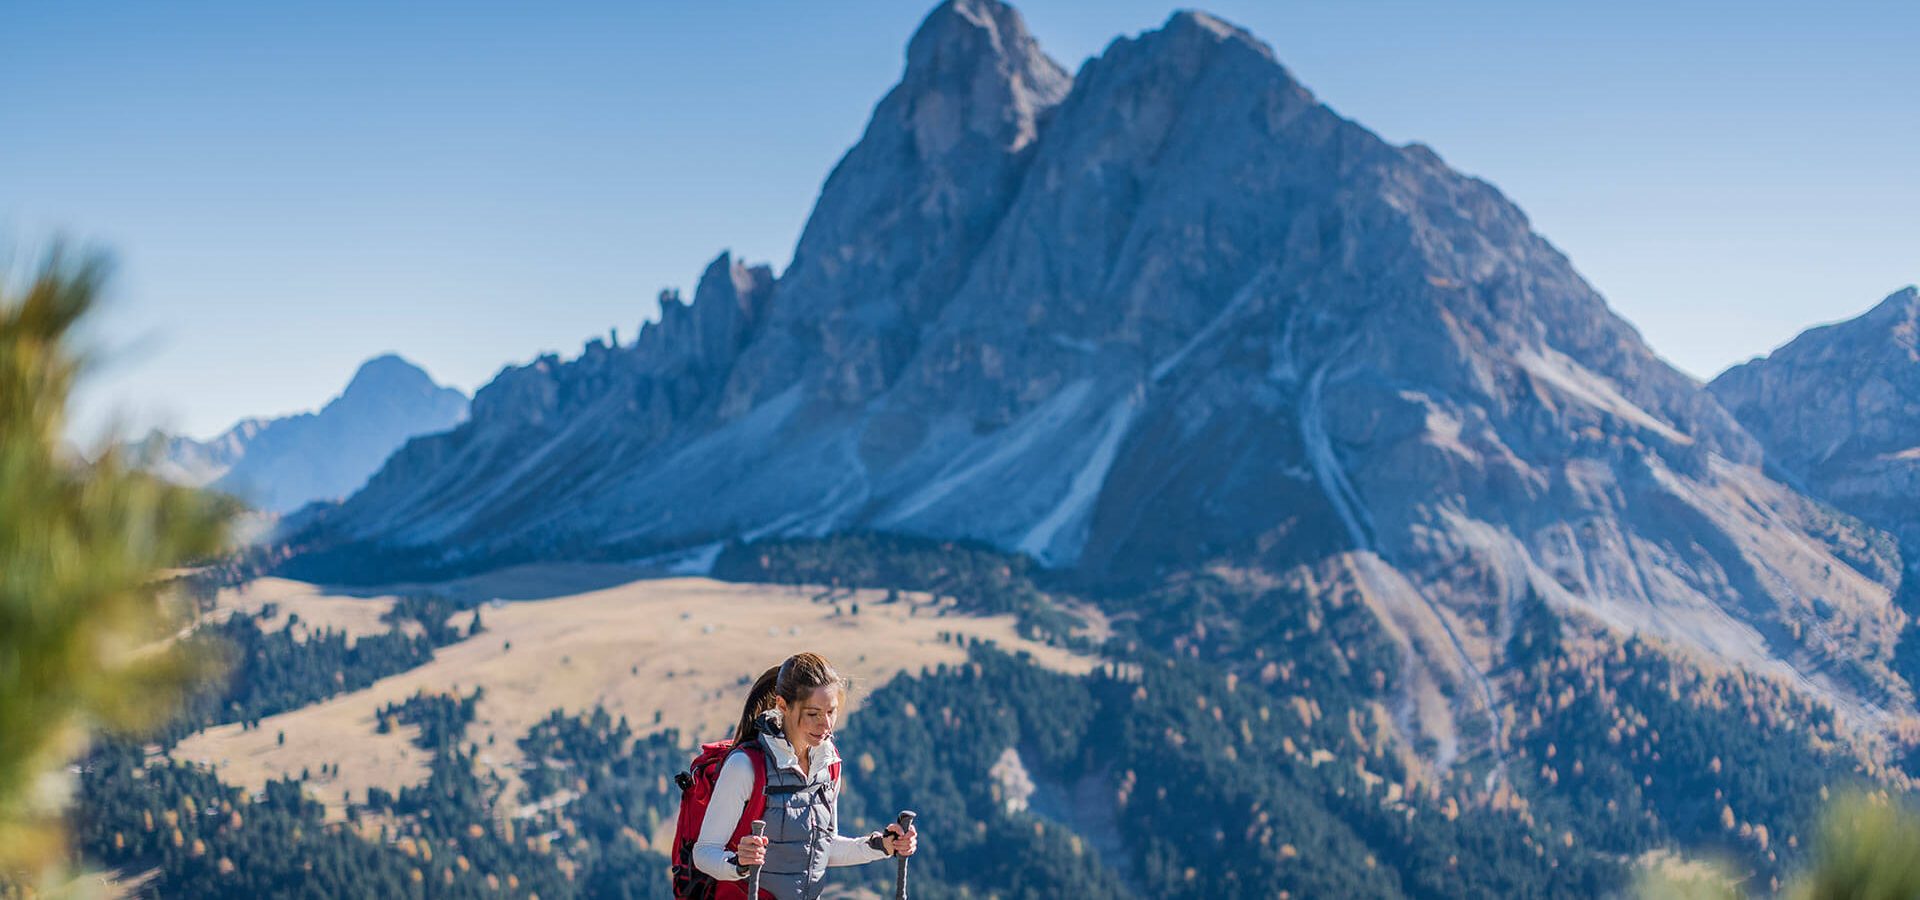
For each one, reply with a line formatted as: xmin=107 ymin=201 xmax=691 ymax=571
xmin=4 ymin=0 xmax=1914 ymax=441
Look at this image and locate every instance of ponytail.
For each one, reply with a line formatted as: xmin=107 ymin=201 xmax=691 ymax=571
xmin=732 ymin=665 xmax=782 ymax=746
xmin=730 ymin=652 xmax=844 ymax=746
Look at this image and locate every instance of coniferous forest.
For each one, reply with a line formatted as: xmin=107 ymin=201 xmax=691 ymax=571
xmin=13 ymin=533 xmax=1912 ymax=899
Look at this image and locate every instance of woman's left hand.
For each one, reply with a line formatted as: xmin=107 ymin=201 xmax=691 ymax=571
xmin=882 ymin=823 xmax=917 ymax=858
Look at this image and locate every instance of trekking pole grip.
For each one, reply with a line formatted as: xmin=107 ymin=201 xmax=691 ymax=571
xmin=746 ymin=820 xmax=766 ymax=899
xmin=893 ymin=810 xmax=917 ymax=900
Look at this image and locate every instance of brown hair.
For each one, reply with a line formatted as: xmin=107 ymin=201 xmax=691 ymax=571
xmin=732 ymin=652 xmax=843 ymax=746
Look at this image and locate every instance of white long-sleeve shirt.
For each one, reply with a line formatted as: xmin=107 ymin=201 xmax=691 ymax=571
xmin=692 ymin=735 xmax=889 ymax=881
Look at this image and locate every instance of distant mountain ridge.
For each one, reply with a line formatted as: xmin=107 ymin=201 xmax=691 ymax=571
xmin=1710 ymin=286 xmax=1920 ymax=553
xmin=142 ymin=353 xmax=469 ymax=513
xmin=286 ymin=0 xmax=1910 ymax=757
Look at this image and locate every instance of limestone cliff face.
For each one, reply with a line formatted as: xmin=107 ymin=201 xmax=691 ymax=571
xmin=1711 ymin=287 xmax=1920 ymax=552
xmin=298 ymin=1 xmax=1908 ymax=749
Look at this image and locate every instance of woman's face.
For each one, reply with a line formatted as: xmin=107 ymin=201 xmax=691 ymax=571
xmin=777 ymin=684 xmax=840 ymax=752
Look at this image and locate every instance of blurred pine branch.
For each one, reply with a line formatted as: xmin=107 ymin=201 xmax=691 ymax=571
xmin=0 ymin=247 xmax=237 ymax=880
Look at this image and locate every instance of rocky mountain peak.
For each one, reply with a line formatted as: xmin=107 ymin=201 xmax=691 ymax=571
xmin=142 ymin=354 xmax=467 ymax=513
xmin=1158 ymin=9 xmax=1273 ymax=59
xmin=1709 ymin=286 xmax=1920 ymax=552
xmin=302 ymin=2 xmax=1909 ymax=750
xmin=1713 ymin=286 xmax=1920 ymax=404
xmin=342 ymin=353 xmax=437 ymax=399
xmin=1860 ymin=284 xmax=1920 ymax=333
xmin=716 ymin=0 xmax=1071 ymax=413
xmin=905 ymin=0 xmax=1070 ymax=147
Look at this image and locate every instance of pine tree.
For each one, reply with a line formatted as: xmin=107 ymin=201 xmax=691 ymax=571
xmin=0 ymin=249 xmax=236 ymax=875
xmin=1792 ymin=792 xmax=1920 ymax=899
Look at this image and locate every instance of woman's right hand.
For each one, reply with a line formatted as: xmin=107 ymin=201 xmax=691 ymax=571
xmin=735 ymin=835 xmax=768 ymax=867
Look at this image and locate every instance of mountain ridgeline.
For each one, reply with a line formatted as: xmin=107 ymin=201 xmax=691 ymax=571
xmin=1710 ymin=287 xmax=1920 ymax=556
xmin=282 ymin=0 xmax=1909 ymax=759
xmin=141 ymin=353 xmax=469 ymax=514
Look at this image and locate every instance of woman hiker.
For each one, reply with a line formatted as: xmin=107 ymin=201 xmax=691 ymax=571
xmin=693 ymin=651 xmax=918 ymax=899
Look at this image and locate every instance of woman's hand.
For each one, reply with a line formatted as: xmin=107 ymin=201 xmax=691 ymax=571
xmin=735 ymin=834 xmax=768 ymax=867
xmin=882 ymin=823 xmax=917 ymax=858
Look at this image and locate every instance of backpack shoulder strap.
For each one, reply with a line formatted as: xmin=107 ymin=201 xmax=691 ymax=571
xmin=725 ymin=743 xmax=771 ymax=849
xmin=743 ymin=744 xmax=769 ymax=820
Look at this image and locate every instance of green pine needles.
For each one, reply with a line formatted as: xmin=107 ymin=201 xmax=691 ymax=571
xmin=0 ymin=249 xmax=236 ymax=875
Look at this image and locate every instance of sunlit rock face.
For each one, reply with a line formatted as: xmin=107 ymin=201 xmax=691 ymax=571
xmin=301 ymin=0 xmax=1908 ymax=748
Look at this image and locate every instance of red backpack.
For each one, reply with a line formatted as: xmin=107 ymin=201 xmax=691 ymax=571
xmin=669 ymin=739 xmax=841 ymax=900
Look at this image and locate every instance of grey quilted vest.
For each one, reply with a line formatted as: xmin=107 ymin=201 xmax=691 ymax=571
xmin=745 ymin=709 xmax=841 ymax=900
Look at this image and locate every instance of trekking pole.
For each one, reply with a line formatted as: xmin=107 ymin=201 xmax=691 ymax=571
xmin=746 ymin=820 xmax=766 ymax=899
xmin=892 ymin=810 xmax=917 ymax=900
